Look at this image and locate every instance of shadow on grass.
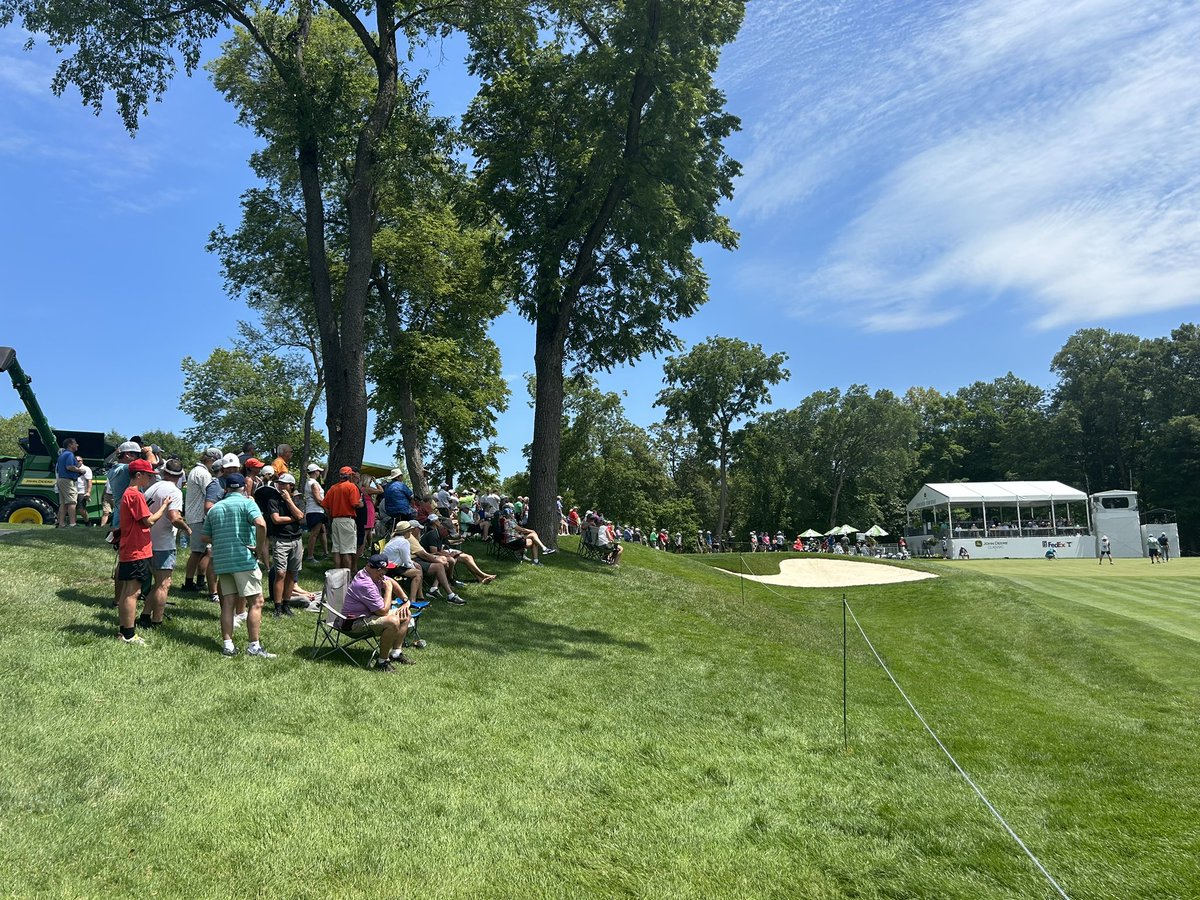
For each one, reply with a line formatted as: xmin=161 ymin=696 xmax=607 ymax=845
xmin=55 ymin=587 xmax=215 ymax=623
xmin=428 ymin=595 xmax=650 ymax=659
xmin=289 ymin=595 xmax=650 ymax=668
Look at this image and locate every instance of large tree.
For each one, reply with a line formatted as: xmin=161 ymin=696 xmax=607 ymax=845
xmin=179 ymin=347 xmax=328 ymax=457
xmin=1 ymin=0 xmax=492 ymax=477
xmin=655 ymin=336 xmax=788 ymax=537
xmin=464 ymin=0 xmax=745 ymax=546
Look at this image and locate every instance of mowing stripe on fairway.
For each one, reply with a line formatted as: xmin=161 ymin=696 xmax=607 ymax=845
xmin=844 ymin=599 xmax=1073 ymax=900
xmin=1006 ymin=576 xmax=1200 ymax=644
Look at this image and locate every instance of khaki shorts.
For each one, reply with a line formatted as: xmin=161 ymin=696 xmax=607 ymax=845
xmin=348 ymin=614 xmax=389 ymax=636
xmin=217 ymin=567 xmax=263 ymax=599
xmin=331 ymin=518 xmax=358 ymax=554
xmin=56 ymin=477 xmax=78 ymax=505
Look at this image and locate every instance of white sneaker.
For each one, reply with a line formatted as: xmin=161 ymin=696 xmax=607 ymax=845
xmin=247 ymin=644 xmax=276 ymax=659
xmin=234 ymin=612 xmax=248 ymax=628
xmin=118 ymin=634 xmax=146 ymax=646
xmin=209 ymin=593 xmax=220 ymax=604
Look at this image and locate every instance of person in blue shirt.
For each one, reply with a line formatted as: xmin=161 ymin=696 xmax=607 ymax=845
xmin=55 ymin=437 xmax=85 ymax=527
xmin=383 ymin=469 xmax=415 ymax=522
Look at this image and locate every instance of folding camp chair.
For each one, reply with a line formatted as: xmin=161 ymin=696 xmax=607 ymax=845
xmin=310 ymin=567 xmax=379 ymax=668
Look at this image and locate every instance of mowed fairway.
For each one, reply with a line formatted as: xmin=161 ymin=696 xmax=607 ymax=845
xmin=2 ymin=531 xmax=1199 ymax=898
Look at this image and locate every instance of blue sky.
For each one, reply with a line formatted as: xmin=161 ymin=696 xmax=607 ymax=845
xmin=2 ymin=0 xmax=1197 ymax=474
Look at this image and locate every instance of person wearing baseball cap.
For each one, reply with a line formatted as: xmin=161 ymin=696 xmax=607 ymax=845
xmin=142 ymin=458 xmax=191 ymax=630
xmin=243 ymin=457 xmax=266 ymax=495
xmin=304 ymin=463 xmax=328 ymax=561
xmin=262 ymin=471 xmax=306 ymax=619
xmin=342 ymin=553 xmax=416 ymax=673
xmin=322 ymin=465 xmax=364 ymax=571
xmin=114 ymin=459 xmax=175 ymax=646
xmin=201 ymin=471 xmax=274 ymax=659
xmin=183 ymin=448 xmax=222 ymax=595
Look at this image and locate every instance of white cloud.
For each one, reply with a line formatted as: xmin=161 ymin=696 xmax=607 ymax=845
xmin=721 ymin=0 xmax=1200 ymax=330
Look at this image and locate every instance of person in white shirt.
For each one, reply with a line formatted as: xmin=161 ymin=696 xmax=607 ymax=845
xmin=304 ymin=463 xmax=328 ymax=561
xmin=75 ymin=462 xmax=93 ymax=526
xmin=143 ymin=458 xmax=191 ymax=628
xmin=381 ymin=519 xmax=425 ymax=600
xmin=183 ymin=448 xmax=221 ymax=594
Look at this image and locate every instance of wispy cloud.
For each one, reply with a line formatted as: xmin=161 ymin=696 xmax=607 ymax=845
xmin=721 ymin=0 xmax=1200 ymax=330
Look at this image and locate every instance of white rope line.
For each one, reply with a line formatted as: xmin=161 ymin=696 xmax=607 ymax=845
xmin=844 ymin=600 xmax=1071 ymax=900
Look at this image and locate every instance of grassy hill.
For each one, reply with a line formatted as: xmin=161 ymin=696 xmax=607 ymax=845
xmin=2 ymin=530 xmax=1197 ymax=898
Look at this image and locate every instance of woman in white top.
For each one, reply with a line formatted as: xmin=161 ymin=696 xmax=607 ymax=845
xmin=305 ymin=463 xmax=328 ymax=560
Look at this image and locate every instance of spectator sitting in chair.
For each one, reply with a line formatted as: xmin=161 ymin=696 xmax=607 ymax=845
xmin=422 ymin=514 xmax=497 ymax=584
xmin=344 ymin=554 xmax=415 ymax=673
xmin=599 ymin=519 xmax=622 ymax=566
xmin=502 ymin=505 xmax=544 ymax=565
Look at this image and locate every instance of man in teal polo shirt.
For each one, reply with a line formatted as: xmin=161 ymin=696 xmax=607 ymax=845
xmin=202 ymin=473 xmax=274 ymax=659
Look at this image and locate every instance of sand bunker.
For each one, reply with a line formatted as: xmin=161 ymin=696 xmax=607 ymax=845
xmin=720 ymin=557 xmax=938 ymax=588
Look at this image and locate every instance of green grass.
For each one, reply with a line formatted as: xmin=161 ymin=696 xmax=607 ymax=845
xmin=2 ymin=529 xmax=1199 ymax=898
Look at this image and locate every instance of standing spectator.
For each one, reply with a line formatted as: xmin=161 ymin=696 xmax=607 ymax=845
xmin=243 ymin=457 xmax=266 ymax=494
xmin=382 ymin=468 xmax=415 ymax=530
xmin=356 ymin=472 xmax=382 ymax=559
xmin=1158 ymin=532 xmax=1170 ymax=563
xmin=75 ymin=456 xmax=93 ymax=526
xmin=271 ymin=443 xmax=293 ymax=477
xmin=304 ymin=463 xmax=328 ymax=561
xmin=267 ymin=473 xmax=306 ymax=618
xmin=55 ymin=437 xmax=85 ymax=527
xmin=1099 ymin=534 xmax=1113 ymax=565
xmin=183 ymin=447 xmax=221 ymax=593
xmin=202 ymin=473 xmax=273 ymax=658
xmin=237 ymin=441 xmax=257 ymax=468
xmin=106 ymin=440 xmax=144 ymax=604
xmin=435 ymin=483 xmax=452 ymax=518
xmin=1148 ymin=535 xmax=1160 ymax=563
xmin=142 ymin=458 xmax=190 ymax=629
xmin=115 ymin=459 xmax=173 ymax=645
xmin=323 ymin=466 xmax=363 ymax=571
xmin=568 ymin=506 xmax=580 ymax=535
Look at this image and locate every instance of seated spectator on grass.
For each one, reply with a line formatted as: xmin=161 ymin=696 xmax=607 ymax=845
xmin=381 ymin=520 xmax=425 ymax=600
xmin=344 ymin=554 xmax=415 ymax=673
xmin=405 ymin=520 xmax=465 ymax=604
xmin=422 ymin=514 xmax=496 ymax=584
xmin=598 ymin=519 xmax=622 ymax=566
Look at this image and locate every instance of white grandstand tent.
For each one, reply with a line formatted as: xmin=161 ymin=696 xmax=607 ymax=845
xmin=907 ymin=481 xmax=1090 ymax=537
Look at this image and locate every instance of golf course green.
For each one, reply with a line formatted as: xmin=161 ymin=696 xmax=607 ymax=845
xmin=2 ymin=528 xmax=1196 ymax=898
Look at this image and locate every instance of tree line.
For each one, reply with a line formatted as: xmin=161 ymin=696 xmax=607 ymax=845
xmin=518 ymin=326 xmax=1197 ymax=554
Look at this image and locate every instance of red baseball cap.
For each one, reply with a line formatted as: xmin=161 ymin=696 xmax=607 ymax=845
xmin=129 ymin=459 xmax=155 ymax=474
xmin=339 ymin=465 xmax=356 ymax=476
xmin=244 ymin=458 xmax=264 ymax=469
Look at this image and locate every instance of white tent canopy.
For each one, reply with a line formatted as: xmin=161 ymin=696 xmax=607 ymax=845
xmin=907 ymin=481 xmax=1087 ymax=512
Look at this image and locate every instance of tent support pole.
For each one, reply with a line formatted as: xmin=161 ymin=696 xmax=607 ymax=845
xmin=982 ymin=501 xmax=988 ymax=537
xmin=1051 ymin=498 xmax=1057 ymax=535
xmin=1016 ymin=500 xmax=1022 ymax=537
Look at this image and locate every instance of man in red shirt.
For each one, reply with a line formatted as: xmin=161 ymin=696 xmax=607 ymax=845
xmin=322 ymin=465 xmax=363 ymax=571
xmin=116 ymin=459 xmax=173 ymax=645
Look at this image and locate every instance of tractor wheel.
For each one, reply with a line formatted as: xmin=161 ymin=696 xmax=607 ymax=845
xmin=1 ymin=497 xmax=58 ymax=525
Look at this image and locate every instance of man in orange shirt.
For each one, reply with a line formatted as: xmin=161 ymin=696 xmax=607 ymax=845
xmin=271 ymin=443 xmax=292 ymax=477
xmin=322 ymin=465 xmax=363 ymax=571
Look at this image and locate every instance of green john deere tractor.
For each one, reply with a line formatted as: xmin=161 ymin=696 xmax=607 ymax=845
xmin=0 ymin=346 xmax=115 ymax=525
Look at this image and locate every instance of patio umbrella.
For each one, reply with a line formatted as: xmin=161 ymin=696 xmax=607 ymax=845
xmin=839 ymin=524 xmax=860 ymax=535
xmin=865 ymin=525 xmax=888 ymax=537
xmin=799 ymin=529 xmax=823 ymax=538
xmin=824 ymin=527 xmax=841 ymax=536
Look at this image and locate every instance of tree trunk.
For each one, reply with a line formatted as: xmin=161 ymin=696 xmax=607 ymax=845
xmin=398 ymin=379 xmax=430 ymax=499
xmin=716 ymin=439 xmax=730 ymax=538
xmin=299 ymin=369 xmax=324 ymax=482
xmin=529 ymin=315 xmax=567 ymax=549
xmin=829 ymin=469 xmax=846 ymax=528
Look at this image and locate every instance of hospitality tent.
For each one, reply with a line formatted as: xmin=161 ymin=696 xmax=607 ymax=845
xmin=906 ymin=481 xmax=1089 ymax=536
